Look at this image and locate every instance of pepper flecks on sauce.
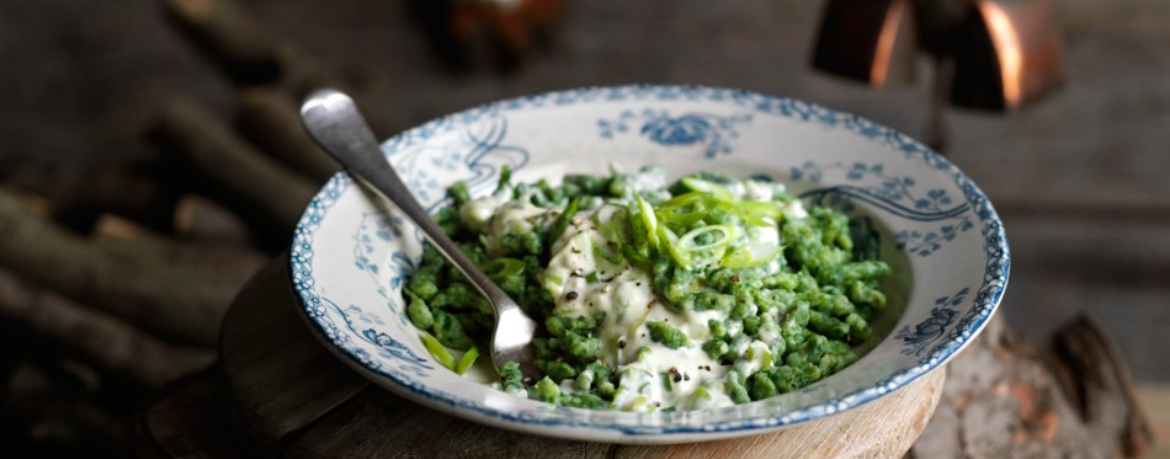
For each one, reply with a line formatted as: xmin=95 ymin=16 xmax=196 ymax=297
xmin=405 ymin=165 xmax=891 ymax=411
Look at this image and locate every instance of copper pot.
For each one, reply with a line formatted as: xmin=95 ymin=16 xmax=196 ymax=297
xmin=811 ymin=0 xmax=1064 ymax=112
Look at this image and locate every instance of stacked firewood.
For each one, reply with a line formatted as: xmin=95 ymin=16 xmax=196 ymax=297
xmin=0 ymin=0 xmax=381 ymax=454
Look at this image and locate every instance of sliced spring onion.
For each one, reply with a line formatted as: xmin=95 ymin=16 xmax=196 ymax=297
xmin=546 ymin=197 xmax=580 ymax=248
xmin=657 ymin=225 xmax=691 ymax=267
xmin=636 ymin=194 xmax=660 ymax=249
xmin=546 ymin=274 xmax=565 ymax=286
xmin=421 ymin=331 xmax=456 ymax=371
xmin=593 ymin=244 xmax=625 ymax=266
xmin=629 ymin=303 xmax=654 ymax=338
xmin=496 ymin=164 xmax=513 ymax=190
xmin=723 ymin=242 xmax=783 ymax=269
xmin=656 ymin=191 xmax=706 ymax=211
xmin=589 ymin=222 xmax=626 ymax=266
xmin=739 ymin=200 xmax=783 ymax=221
xmin=455 ymin=346 xmax=480 ymax=375
xmin=655 ymin=193 xmax=707 ymax=226
xmin=585 ymin=271 xmax=600 ymax=283
xmin=656 ymin=210 xmax=705 ymax=229
xmin=481 ymin=258 xmax=525 ymax=280
xmin=678 ymin=225 xmax=741 ymax=252
xmin=680 ymin=177 xmax=736 ymax=202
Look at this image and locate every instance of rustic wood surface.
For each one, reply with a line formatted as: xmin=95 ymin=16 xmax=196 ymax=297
xmin=206 ymin=257 xmax=946 ymax=459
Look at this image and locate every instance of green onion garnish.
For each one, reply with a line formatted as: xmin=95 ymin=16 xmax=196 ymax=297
xmin=421 ymin=331 xmax=456 ymax=371
xmin=636 ymin=194 xmax=660 ymax=248
xmin=456 ymin=346 xmax=480 ymax=375
xmin=482 ymin=258 xmax=525 ymax=280
xmin=546 ymin=197 xmax=580 ymax=248
xmin=678 ymin=224 xmax=741 ymax=252
xmin=657 ymin=225 xmax=691 ymax=267
xmin=723 ymin=242 xmax=782 ymax=269
xmin=680 ymin=177 xmax=736 ymax=201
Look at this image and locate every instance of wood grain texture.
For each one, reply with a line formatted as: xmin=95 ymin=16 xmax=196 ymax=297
xmin=151 ymin=97 xmax=317 ymax=236
xmin=0 ymin=190 xmax=240 ymax=346
xmin=223 ymin=258 xmax=944 ymax=458
xmin=219 ymin=256 xmax=369 ymax=453
xmin=236 ymin=88 xmax=340 ymax=183
xmin=280 ymin=370 xmax=944 ymax=459
xmin=139 ymin=372 xmax=250 ymax=459
xmin=0 ymin=269 xmax=215 ymax=389
xmin=613 ymin=369 xmax=943 ymax=459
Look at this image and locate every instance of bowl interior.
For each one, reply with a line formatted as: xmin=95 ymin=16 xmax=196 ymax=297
xmin=289 ymin=86 xmax=1008 ymax=442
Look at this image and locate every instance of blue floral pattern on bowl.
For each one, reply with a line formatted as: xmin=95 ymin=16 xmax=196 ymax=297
xmin=794 ymin=161 xmax=974 ymax=257
xmin=895 ymin=287 xmax=971 ymax=356
xmin=287 ymin=85 xmax=1010 ymax=444
xmin=598 ymin=109 xmax=752 ymax=158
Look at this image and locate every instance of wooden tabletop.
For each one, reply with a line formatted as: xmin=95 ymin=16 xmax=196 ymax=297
xmin=141 ymin=256 xmax=946 ymax=458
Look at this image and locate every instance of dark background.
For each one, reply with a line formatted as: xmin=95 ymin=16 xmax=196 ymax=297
xmin=0 ymin=1 xmax=1167 ymax=454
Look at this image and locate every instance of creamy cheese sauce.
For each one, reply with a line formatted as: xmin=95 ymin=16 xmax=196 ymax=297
xmin=485 ymin=200 xmax=551 ymax=256
xmin=541 ymin=206 xmax=732 ymax=410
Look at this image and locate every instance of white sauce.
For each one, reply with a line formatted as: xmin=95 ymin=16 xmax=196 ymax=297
xmin=485 ymin=200 xmax=551 ymax=255
xmin=460 ymin=188 xmax=513 ymax=234
xmin=741 ymin=180 xmax=774 ymax=202
xmin=783 ymin=199 xmax=808 ymax=219
xmin=541 ymin=206 xmax=732 ymax=410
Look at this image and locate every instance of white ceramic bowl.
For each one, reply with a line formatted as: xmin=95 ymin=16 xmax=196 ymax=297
xmin=289 ymin=85 xmax=1009 ymax=444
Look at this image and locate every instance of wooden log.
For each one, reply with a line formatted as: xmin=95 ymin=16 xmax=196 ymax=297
xmin=93 ymin=213 xmax=266 ymax=284
xmin=162 ymin=0 xmax=286 ymax=85
xmin=172 ymin=195 xmax=253 ymax=246
xmin=162 ymin=0 xmax=343 ymax=94
xmin=5 ymin=363 xmax=127 ymax=454
xmin=0 ymin=189 xmax=239 ymax=345
xmin=151 ymin=97 xmax=317 ymax=241
xmin=0 ymin=156 xmax=180 ymax=233
xmin=161 ymin=0 xmax=396 ymax=138
xmin=907 ymin=313 xmax=1154 ymax=458
xmin=236 ymin=88 xmax=339 ymax=183
xmin=0 ymin=269 xmax=216 ymax=388
xmin=1047 ymin=315 xmax=1153 ymax=457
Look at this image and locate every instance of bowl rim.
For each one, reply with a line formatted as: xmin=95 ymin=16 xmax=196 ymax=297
xmin=287 ymin=84 xmax=1011 ymax=438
